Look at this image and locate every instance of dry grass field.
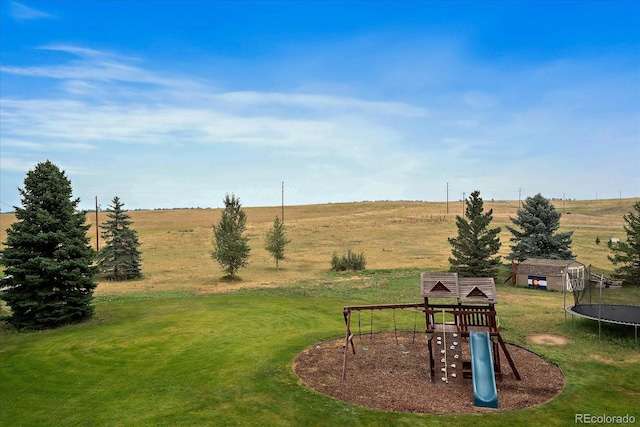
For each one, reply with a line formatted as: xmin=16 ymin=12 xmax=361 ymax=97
xmin=1 ymin=197 xmax=637 ymax=295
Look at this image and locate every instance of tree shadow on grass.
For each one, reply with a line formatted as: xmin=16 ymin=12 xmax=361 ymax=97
xmin=219 ymin=275 xmax=243 ymax=283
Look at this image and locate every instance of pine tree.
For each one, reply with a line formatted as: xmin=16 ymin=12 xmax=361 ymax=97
xmin=448 ymin=190 xmax=502 ymax=278
xmin=506 ymin=193 xmax=573 ymax=262
xmin=607 ymin=201 xmax=640 ymax=286
xmin=264 ymin=216 xmax=290 ymax=268
xmin=211 ymin=194 xmax=250 ymax=278
xmin=0 ymin=161 xmax=97 ymax=329
xmin=96 ymin=196 xmax=142 ymax=280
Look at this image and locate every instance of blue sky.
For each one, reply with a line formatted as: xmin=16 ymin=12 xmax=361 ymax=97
xmin=1 ymin=1 xmax=639 ymax=210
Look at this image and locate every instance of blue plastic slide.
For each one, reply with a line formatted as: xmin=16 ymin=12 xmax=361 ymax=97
xmin=469 ymin=331 xmax=499 ymax=409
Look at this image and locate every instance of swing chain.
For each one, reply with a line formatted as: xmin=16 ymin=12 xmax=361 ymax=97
xmin=358 ymin=310 xmax=373 ymax=351
xmin=393 ymin=308 xmax=418 ymax=354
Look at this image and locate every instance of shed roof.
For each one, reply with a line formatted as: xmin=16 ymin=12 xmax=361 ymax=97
xmin=518 ymin=258 xmax=585 ymax=276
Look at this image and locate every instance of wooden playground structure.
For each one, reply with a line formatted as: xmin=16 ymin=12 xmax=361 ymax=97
xmin=342 ymin=272 xmax=521 ymax=408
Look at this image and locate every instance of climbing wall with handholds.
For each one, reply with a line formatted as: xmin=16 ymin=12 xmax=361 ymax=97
xmin=433 ymin=328 xmax=463 ymax=384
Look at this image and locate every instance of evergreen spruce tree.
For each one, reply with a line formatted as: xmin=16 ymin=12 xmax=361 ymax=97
xmin=607 ymin=201 xmax=640 ymax=286
xmin=264 ymin=216 xmax=290 ymax=268
xmin=96 ymin=196 xmax=142 ymax=280
xmin=211 ymin=194 xmax=250 ymax=278
xmin=448 ymin=190 xmax=502 ymax=278
xmin=1 ymin=161 xmax=97 ymax=329
xmin=506 ymin=193 xmax=573 ymax=262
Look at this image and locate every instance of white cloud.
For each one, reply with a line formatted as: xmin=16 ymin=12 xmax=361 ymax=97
xmin=9 ymin=1 xmax=56 ymax=21
xmin=213 ymin=91 xmax=429 ymax=117
xmin=1 ymin=45 xmax=191 ymax=89
xmin=0 ymin=156 xmax=40 ymax=173
xmin=1 ymin=45 xmax=427 ymax=162
xmin=0 ymin=138 xmax=46 ymax=151
xmin=1 ymin=43 xmax=637 ymax=209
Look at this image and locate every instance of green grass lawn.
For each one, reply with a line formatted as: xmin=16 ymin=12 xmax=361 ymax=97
xmin=1 ymin=270 xmax=639 ymax=427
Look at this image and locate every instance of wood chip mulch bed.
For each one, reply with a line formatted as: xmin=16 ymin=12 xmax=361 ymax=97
xmin=293 ymin=332 xmax=565 ymax=414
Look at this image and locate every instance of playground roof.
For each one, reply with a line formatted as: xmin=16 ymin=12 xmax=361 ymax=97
xmin=458 ymin=277 xmax=497 ymax=303
xmin=420 ymin=272 xmax=459 ymax=299
xmin=421 ymin=273 xmax=497 ymax=303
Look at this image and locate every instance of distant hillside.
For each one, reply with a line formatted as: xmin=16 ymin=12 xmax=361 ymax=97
xmin=1 ymin=198 xmax=638 ymax=294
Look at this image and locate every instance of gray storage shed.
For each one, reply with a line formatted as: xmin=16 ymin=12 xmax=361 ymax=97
xmin=515 ymin=258 xmax=586 ymax=292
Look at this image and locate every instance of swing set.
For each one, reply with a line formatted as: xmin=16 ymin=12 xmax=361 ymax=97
xmin=342 ymin=273 xmax=521 ymax=387
xmin=350 ymin=304 xmax=420 ymax=354
xmin=343 ymin=302 xmax=425 ymax=380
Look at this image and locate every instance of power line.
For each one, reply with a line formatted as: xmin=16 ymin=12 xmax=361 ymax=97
xmin=0 ymin=200 xmax=17 ymax=213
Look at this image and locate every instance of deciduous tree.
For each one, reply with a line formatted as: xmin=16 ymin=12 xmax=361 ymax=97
xmin=212 ymin=194 xmax=250 ymax=278
xmin=1 ymin=161 xmax=97 ymax=329
xmin=264 ymin=216 xmax=290 ymax=268
xmin=96 ymin=196 xmax=142 ymax=280
xmin=448 ymin=190 xmax=502 ymax=278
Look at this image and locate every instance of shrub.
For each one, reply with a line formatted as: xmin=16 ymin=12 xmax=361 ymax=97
xmin=331 ymin=250 xmax=366 ymax=271
xmin=331 ymin=252 xmax=345 ymax=271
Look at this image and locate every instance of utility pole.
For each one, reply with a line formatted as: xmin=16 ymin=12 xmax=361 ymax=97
xmin=462 ymin=192 xmax=465 ymax=217
xmin=281 ymin=182 xmax=284 ymax=224
xmin=563 ymin=193 xmax=565 ymax=214
xmin=446 ymin=182 xmax=449 ymax=214
xmin=518 ymin=188 xmax=521 ymax=209
xmin=95 ymin=196 xmax=99 ymax=251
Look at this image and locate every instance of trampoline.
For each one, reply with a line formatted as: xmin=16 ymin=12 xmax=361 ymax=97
xmin=565 ymin=304 xmax=640 ymax=346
